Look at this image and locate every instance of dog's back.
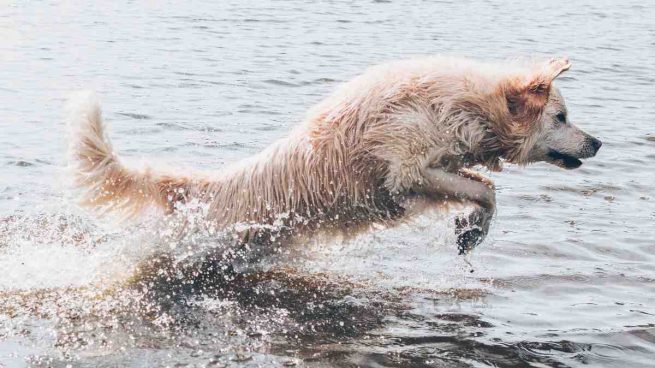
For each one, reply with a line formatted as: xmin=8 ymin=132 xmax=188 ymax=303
xmin=66 ymin=91 xmax=402 ymax=241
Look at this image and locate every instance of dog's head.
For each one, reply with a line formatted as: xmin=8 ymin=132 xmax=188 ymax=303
xmin=497 ymin=58 xmax=602 ymax=169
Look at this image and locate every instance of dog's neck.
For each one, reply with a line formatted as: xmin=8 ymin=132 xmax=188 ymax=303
xmin=460 ymin=120 xmax=509 ymax=172
xmin=474 ymin=114 xmax=538 ymax=171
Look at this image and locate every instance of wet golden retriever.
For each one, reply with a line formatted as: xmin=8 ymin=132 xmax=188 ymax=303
xmin=66 ymin=56 xmax=601 ymax=254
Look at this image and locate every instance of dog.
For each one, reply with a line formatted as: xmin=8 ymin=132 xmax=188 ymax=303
xmin=66 ymin=56 xmax=601 ymax=254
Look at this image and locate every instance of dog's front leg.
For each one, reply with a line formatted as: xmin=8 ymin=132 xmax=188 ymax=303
xmin=454 ymin=202 xmax=495 ymax=254
xmin=412 ymin=167 xmax=496 ymax=254
xmin=454 ymin=169 xmax=496 ymax=254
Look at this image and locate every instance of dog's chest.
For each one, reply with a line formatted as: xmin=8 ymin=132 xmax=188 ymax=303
xmin=428 ymin=153 xmax=476 ymax=172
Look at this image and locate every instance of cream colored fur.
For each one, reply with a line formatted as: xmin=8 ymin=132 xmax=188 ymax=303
xmin=67 ymin=56 xmax=588 ymax=247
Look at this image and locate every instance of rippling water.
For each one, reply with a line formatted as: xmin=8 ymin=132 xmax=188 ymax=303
xmin=1 ymin=1 xmax=654 ymax=367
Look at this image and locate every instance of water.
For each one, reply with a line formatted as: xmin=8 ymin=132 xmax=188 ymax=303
xmin=1 ymin=0 xmax=654 ymax=366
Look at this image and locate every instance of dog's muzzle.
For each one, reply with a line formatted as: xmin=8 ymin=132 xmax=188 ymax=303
xmin=590 ymin=137 xmax=603 ymax=153
xmin=547 ymin=137 xmax=602 ymax=170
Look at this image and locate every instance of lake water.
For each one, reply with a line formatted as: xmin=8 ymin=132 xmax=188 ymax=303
xmin=1 ymin=1 xmax=654 ymax=367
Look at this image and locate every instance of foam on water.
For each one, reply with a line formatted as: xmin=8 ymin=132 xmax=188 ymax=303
xmin=0 ymin=212 xmax=159 ymax=290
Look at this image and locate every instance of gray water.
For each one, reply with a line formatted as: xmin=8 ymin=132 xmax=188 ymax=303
xmin=1 ymin=1 xmax=654 ymax=367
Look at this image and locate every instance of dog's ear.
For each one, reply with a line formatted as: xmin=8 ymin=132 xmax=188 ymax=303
xmin=503 ymin=57 xmax=571 ymax=123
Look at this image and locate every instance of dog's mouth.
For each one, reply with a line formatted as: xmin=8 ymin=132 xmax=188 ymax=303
xmin=546 ymin=149 xmax=583 ymax=169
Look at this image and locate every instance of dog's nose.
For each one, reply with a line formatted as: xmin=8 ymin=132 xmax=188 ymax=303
xmin=591 ymin=138 xmax=602 ymax=152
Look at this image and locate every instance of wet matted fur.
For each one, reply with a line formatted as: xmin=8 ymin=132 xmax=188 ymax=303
xmin=66 ymin=56 xmax=601 ymax=252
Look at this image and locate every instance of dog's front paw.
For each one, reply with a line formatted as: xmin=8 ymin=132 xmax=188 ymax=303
xmin=454 ymin=207 xmax=491 ymax=255
xmin=456 ymin=228 xmax=484 ymax=255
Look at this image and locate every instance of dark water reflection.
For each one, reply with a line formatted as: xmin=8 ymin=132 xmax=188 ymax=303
xmin=7 ymin=246 xmax=648 ymax=367
xmin=7 ymin=257 xmax=600 ymax=367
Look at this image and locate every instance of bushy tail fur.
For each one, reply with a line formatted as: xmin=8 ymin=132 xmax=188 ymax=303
xmin=66 ymin=92 xmax=189 ymax=219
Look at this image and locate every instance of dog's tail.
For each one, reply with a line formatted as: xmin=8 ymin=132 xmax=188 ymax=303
xmin=66 ymin=91 xmax=191 ymax=219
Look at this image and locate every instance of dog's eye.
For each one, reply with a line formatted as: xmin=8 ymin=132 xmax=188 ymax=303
xmin=555 ymin=112 xmax=566 ymax=123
